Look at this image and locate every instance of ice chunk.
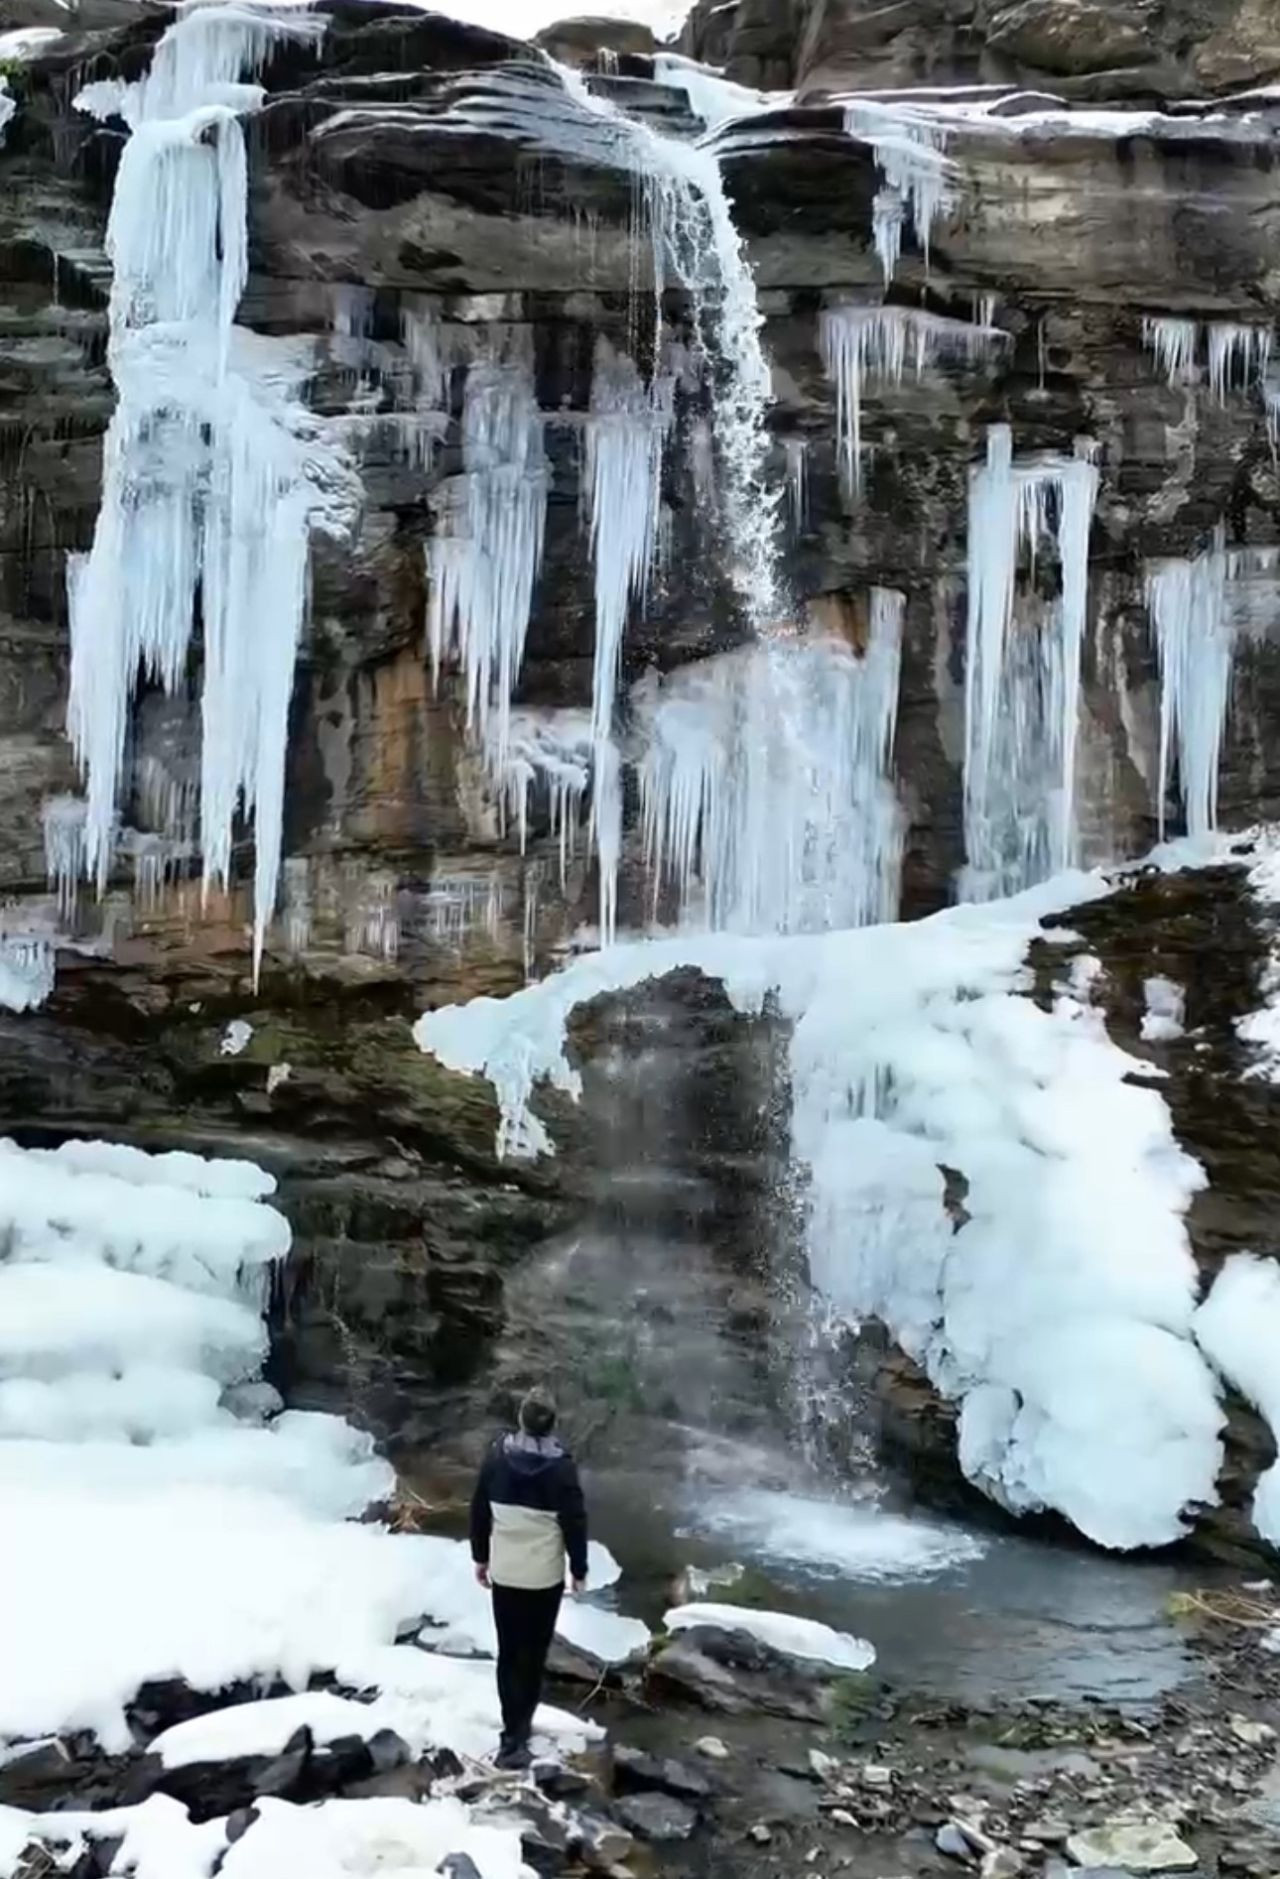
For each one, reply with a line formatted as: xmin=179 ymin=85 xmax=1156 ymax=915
xmin=664 ymin=1601 xmax=875 ymax=1670
xmin=1141 ymin=976 xmax=1186 ymax=1042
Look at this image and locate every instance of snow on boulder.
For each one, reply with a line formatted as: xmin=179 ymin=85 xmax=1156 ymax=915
xmin=1194 ymin=1253 xmax=1280 ymax=1546
xmin=662 ymin=1603 xmax=875 ymax=1672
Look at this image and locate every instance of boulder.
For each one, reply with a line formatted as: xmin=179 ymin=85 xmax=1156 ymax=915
xmin=614 ymin=1791 xmax=699 ymax=1841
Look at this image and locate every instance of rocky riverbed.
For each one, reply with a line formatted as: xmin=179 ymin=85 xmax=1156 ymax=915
xmin=4 ymin=1570 xmax=1277 ymax=1879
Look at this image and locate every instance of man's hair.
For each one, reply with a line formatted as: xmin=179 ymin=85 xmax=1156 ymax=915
xmin=518 ymin=1386 xmax=557 ymax=1438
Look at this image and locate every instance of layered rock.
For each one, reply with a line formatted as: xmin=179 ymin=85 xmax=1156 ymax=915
xmin=0 ymin=2 xmax=1279 ymax=1523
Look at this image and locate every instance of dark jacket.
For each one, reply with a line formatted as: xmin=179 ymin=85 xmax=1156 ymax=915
xmin=470 ymin=1431 xmax=589 ymax=1589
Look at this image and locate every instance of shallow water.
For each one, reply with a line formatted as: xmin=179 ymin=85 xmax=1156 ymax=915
xmin=432 ymin=1213 xmax=1215 ymax=1711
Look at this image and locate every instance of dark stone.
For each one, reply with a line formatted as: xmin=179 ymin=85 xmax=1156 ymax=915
xmin=0 ymin=1738 xmax=74 ymax=1806
xmin=613 ymin=1744 xmax=714 ymax=1800
xmin=226 ymin=1807 xmax=258 ymax=1844
xmin=440 ymin=1858 xmax=484 ymax=1879
xmin=614 ymin=1791 xmax=700 ymax=1841
xmin=367 ymin=1728 xmax=410 ymax=1773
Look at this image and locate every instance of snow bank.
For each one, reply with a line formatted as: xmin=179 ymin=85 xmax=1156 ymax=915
xmin=1194 ymin=1255 xmax=1280 ymax=1545
xmin=0 ymin=1791 xmax=528 ymax=1879
xmin=0 ymin=1136 xmax=612 ymax=1771
xmin=663 ymin=1602 xmax=875 ymax=1671
xmin=417 ymin=869 xmax=1228 ymax=1548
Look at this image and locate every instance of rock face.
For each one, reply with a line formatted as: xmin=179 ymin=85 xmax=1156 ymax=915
xmin=1 ymin=2 xmax=1279 ymax=1540
xmin=684 ymin=0 xmax=1280 ymax=95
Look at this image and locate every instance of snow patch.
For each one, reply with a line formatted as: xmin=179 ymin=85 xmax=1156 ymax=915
xmin=664 ymin=1601 xmax=875 ymax=1671
xmin=1141 ymin=976 xmax=1186 ymax=1043
xmin=1194 ymin=1255 xmax=1280 ymax=1546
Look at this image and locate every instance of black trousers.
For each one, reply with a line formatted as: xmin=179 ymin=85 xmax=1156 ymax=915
xmin=492 ymin=1582 xmax=563 ymax=1746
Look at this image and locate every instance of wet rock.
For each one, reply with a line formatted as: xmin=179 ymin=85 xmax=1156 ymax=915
xmin=572 ymin=1812 xmax=635 ymax=1869
xmin=1065 ymin=1819 xmax=1198 ymax=1872
xmin=982 ymin=1850 xmax=1025 ymax=1879
xmin=614 ymin=1792 xmax=699 ymax=1842
xmin=695 ymin=1736 xmax=731 ymax=1760
xmin=533 ymin=1760 xmax=593 ymax=1800
xmin=613 ymin=1744 xmax=712 ymax=1801
xmin=367 ymin=1728 xmax=410 ymax=1773
xmin=646 ymin=1628 xmax=850 ymax=1722
xmin=254 ymin=1726 xmax=313 ymax=1799
xmin=748 ymin=1821 xmax=773 ymax=1844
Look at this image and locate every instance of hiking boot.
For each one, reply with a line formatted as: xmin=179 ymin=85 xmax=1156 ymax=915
xmin=494 ymin=1737 xmax=532 ymax=1772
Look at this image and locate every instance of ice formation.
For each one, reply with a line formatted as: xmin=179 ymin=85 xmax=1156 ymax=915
xmin=963 ymin=425 xmax=1100 ymax=899
xmin=1141 ymin=976 xmax=1186 ymax=1042
xmin=1194 ymin=1255 xmax=1280 ymax=1544
xmin=1141 ymin=315 xmax=1198 ymax=386
xmin=500 ymin=708 xmax=593 ymax=884
xmin=1143 ymin=532 xmax=1280 ymax=838
xmin=426 ymin=351 xmax=548 ymax=764
xmin=843 ymin=102 xmax=955 ymax=281
xmin=663 ymin=1601 xmax=875 ymax=1670
xmin=583 ymin=341 xmax=676 ymax=938
xmin=651 ymin=53 xmax=789 ymax=131
xmin=417 ymin=866 xmax=1228 ymax=1547
xmin=65 ymin=7 xmax=358 ymax=981
xmin=636 ymin=597 xmax=903 ymax=934
xmin=819 ymin=304 xmax=1006 ymax=492
xmin=1140 ymin=315 xmax=1273 ymax=400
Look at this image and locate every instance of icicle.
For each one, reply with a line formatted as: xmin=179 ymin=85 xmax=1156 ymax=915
xmin=331 ymin=284 xmax=375 ymax=340
xmin=637 ymin=602 xmax=904 ymax=935
xmin=65 ymin=6 xmax=354 ymax=985
xmin=499 ymin=710 xmax=593 ymax=889
xmin=843 ymin=103 xmax=954 ymax=283
xmin=1206 ymin=322 xmax=1273 ymax=403
xmin=590 ymin=737 xmax=623 ymax=947
xmin=1141 ymin=315 xmax=1198 ymax=387
xmin=585 ymin=340 xmax=674 ymax=747
xmin=819 ymin=304 xmax=1007 ymax=494
xmin=43 ymin=796 xmax=87 ymax=920
xmin=784 ymin=436 xmax=808 ymax=534
xmin=1143 ymin=530 xmax=1279 ymax=837
xmin=962 ymin=425 xmax=1099 ymax=899
xmin=425 ymin=356 xmax=548 ymax=765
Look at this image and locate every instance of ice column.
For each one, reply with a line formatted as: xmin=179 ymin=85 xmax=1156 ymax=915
xmin=963 ymin=425 xmax=1099 ymax=899
xmin=65 ymin=5 xmax=353 ymax=981
xmin=1143 ymin=531 xmax=1280 ymax=837
xmin=584 ymin=340 xmax=675 ymax=941
xmin=426 ymin=356 xmax=548 ymax=766
xmin=638 ymin=593 xmax=904 ymax=934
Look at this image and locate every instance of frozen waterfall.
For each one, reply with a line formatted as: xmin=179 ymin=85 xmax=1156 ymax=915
xmin=65 ymin=4 xmax=356 ymax=980
xmin=963 ymin=425 xmax=1099 ymax=900
xmin=1146 ymin=534 xmax=1280 ymax=839
xmin=637 ymin=595 xmax=904 ymax=935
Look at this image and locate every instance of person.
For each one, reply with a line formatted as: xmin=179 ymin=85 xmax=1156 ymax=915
xmin=470 ymin=1385 xmax=589 ymax=1770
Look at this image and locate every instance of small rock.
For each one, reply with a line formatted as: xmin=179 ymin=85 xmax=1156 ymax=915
xmin=440 ymin=1858 xmax=483 ymax=1879
xmin=861 ymin=1762 xmax=894 ymax=1787
xmin=367 ymin=1729 xmax=410 ymax=1774
xmin=1065 ymin=1819 xmax=1197 ymax=1872
xmin=534 ymin=1760 xmax=593 ymax=1800
xmin=938 ymin=1820 xmax=997 ymax=1863
xmin=573 ymin=1812 xmax=634 ymax=1870
xmin=1228 ymin=1717 xmax=1275 ymax=1748
xmin=614 ymin=1744 xmax=712 ymax=1801
xmin=695 ymin=1736 xmax=730 ymax=1760
xmin=981 ymin=1850 xmax=1024 ymax=1879
xmin=829 ymin=1809 xmax=857 ymax=1827
xmin=809 ymin=1748 xmax=839 ymax=1780
xmin=1023 ymin=1820 xmax=1070 ymax=1846
xmin=749 ymin=1822 xmax=773 ymax=1845
xmin=614 ymin=1793 xmax=698 ymax=1843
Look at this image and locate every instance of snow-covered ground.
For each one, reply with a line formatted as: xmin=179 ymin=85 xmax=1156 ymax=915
xmin=0 ymin=1136 xmax=638 ymax=1879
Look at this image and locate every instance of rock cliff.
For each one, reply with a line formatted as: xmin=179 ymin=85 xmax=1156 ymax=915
xmin=1 ymin=0 xmax=1279 ymax=1548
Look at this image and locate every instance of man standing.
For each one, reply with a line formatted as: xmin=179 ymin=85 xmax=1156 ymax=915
xmin=470 ymin=1386 xmax=589 ymax=1770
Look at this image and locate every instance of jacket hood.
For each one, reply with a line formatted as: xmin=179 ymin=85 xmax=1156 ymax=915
xmin=501 ymin=1430 xmax=566 ymax=1476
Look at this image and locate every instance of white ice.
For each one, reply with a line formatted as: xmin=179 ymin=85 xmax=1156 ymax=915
xmin=1194 ymin=1256 xmax=1280 ymax=1546
xmin=963 ymin=424 xmax=1099 ymax=899
xmin=1141 ymin=976 xmax=1186 ymax=1043
xmin=636 ymin=604 xmax=903 ymax=935
xmin=819 ymin=303 xmax=1006 ymax=494
xmin=663 ymin=1601 xmax=876 ymax=1670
